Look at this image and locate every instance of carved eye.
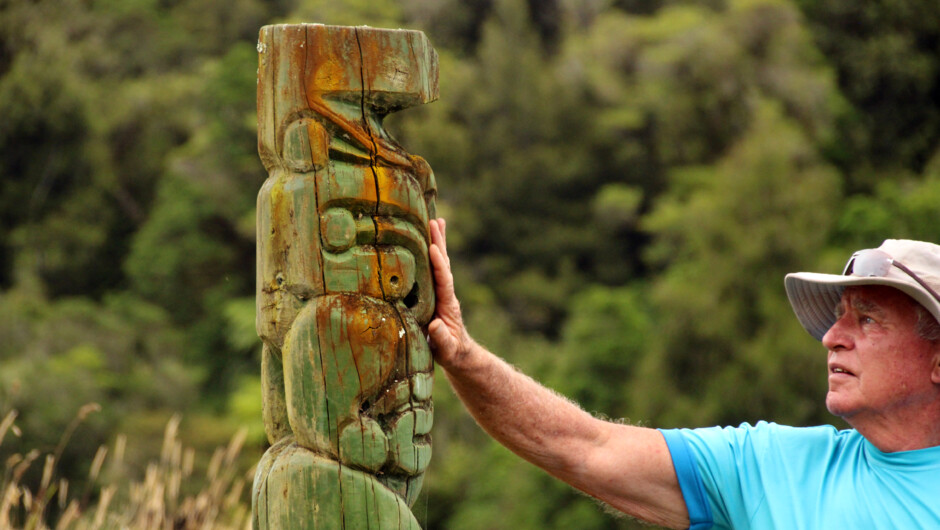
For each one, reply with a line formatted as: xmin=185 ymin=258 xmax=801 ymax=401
xmin=320 ymin=208 xmax=357 ymax=252
xmin=281 ymin=118 xmax=328 ymax=172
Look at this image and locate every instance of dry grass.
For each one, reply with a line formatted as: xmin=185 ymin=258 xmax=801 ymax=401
xmin=0 ymin=406 xmax=253 ymax=530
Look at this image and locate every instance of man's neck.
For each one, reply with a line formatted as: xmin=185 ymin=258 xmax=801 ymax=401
xmin=849 ymin=402 xmax=940 ymax=452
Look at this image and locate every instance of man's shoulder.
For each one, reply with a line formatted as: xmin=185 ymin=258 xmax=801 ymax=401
xmin=733 ymin=421 xmax=860 ymax=450
xmin=675 ymin=421 xmax=861 ymax=459
xmin=743 ymin=420 xmax=855 ymax=438
xmin=692 ymin=420 xmax=855 ymax=441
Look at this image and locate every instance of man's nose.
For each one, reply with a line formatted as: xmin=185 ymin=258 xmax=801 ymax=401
xmin=822 ymin=316 xmax=853 ymax=352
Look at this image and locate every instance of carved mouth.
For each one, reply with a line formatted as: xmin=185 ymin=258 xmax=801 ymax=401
xmin=369 ymin=373 xmax=433 ymax=415
xmin=386 ymin=405 xmax=433 ymax=475
xmin=388 ymin=404 xmax=433 ymax=435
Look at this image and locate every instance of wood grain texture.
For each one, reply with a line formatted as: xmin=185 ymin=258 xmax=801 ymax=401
xmin=253 ymin=24 xmax=439 ymax=529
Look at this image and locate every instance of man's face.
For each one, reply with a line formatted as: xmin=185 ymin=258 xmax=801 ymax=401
xmin=821 ymin=286 xmax=940 ymax=425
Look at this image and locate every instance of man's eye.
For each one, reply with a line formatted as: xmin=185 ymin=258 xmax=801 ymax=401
xmin=860 ymin=316 xmax=876 ymax=325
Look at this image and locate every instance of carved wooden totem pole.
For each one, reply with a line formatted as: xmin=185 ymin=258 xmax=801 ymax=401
xmin=252 ymin=24 xmax=438 ymax=529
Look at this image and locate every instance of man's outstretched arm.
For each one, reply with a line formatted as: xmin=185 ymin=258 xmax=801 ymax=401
xmin=426 ymin=219 xmax=690 ymax=529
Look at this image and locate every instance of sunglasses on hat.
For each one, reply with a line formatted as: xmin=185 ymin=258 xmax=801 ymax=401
xmin=842 ymin=248 xmax=940 ymax=306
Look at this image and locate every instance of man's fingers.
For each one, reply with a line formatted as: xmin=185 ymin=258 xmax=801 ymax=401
xmin=430 ymin=219 xmax=441 ymax=246
xmin=438 ymin=218 xmax=447 ymax=256
xmin=429 ymin=244 xmax=448 ymax=284
xmin=430 ymin=244 xmax=456 ymax=293
xmin=429 ymin=241 xmax=461 ymax=313
xmin=430 ymin=218 xmax=449 ymax=265
xmin=428 ymin=217 xmax=466 ymax=364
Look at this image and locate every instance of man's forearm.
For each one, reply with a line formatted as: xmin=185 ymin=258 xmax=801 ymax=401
xmin=438 ymin=339 xmax=689 ymax=529
xmin=439 ymin=339 xmax=605 ymax=477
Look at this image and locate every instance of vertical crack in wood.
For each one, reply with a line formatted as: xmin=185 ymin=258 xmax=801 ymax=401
xmin=354 ymin=27 xmax=387 ymax=304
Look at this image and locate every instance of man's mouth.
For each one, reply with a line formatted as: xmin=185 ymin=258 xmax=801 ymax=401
xmin=830 ymin=366 xmax=854 ymax=376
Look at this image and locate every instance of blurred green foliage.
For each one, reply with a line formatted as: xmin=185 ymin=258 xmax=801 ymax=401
xmin=2 ymin=0 xmax=940 ymax=528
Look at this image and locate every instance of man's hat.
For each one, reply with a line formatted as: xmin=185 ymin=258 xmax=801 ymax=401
xmin=785 ymin=239 xmax=940 ymax=341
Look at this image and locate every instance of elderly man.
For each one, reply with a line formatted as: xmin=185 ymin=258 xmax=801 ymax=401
xmin=426 ymin=219 xmax=940 ymax=529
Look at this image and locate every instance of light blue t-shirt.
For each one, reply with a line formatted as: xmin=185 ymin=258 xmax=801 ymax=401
xmin=660 ymin=422 xmax=940 ymax=529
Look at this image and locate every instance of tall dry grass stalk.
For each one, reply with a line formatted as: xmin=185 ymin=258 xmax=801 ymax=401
xmin=0 ymin=406 xmax=254 ymax=530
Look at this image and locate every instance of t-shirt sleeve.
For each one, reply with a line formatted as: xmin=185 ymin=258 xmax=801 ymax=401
xmin=661 ymin=422 xmax=800 ymax=529
xmin=660 ymin=428 xmax=714 ymax=530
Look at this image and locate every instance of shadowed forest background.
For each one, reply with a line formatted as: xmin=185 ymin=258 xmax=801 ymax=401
xmin=3 ymin=0 xmax=940 ymax=527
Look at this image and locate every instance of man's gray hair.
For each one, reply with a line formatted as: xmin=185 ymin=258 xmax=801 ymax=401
xmin=915 ymin=305 xmax=940 ymax=342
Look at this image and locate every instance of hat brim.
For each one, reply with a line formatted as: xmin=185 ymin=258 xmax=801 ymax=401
xmin=784 ymin=272 xmax=940 ymax=341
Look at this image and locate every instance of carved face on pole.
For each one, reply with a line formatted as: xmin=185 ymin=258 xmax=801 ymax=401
xmin=253 ymin=24 xmax=439 ymax=528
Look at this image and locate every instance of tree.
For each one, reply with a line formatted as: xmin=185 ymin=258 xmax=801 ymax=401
xmin=641 ymin=101 xmax=841 ymax=427
xmin=796 ymin=0 xmax=940 ymax=178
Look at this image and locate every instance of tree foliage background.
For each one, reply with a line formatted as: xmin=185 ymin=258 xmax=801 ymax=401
xmin=2 ymin=0 xmax=939 ymax=527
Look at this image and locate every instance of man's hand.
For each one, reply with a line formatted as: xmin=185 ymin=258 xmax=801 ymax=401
xmin=427 ymin=218 xmax=473 ymax=368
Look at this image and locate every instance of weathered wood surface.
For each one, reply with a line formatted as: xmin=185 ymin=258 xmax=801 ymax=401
xmin=252 ymin=23 xmax=439 ymax=529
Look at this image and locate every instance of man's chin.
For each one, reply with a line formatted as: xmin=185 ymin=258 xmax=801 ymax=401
xmin=825 ymin=393 xmax=854 ymax=419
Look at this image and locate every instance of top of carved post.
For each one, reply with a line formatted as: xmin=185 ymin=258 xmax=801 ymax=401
xmin=256 ymin=24 xmax=439 ymax=173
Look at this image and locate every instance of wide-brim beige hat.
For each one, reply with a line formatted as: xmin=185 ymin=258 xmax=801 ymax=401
xmin=785 ymin=239 xmax=940 ymax=341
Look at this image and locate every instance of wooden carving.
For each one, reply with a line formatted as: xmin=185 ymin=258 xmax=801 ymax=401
xmin=252 ymin=24 xmax=439 ymax=529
